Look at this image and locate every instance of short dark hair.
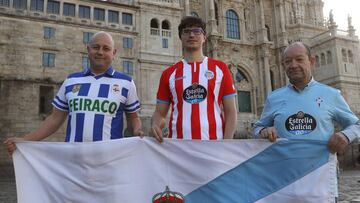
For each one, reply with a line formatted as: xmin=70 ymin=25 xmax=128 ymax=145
xmin=178 ymin=16 xmax=206 ymax=38
xmin=282 ymin=42 xmax=312 ymax=59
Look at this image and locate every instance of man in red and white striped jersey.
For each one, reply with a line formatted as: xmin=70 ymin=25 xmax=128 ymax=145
xmin=150 ymin=16 xmax=237 ymax=142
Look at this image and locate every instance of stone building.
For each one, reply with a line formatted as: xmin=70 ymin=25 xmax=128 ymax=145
xmin=0 ymin=0 xmax=359 ymax=166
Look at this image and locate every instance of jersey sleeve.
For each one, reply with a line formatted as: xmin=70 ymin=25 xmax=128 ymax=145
xmin=156 ymin=70 xmax=171 ymax=104
xmin=253 ymin=98 xmax=275 ymax=138
xmin=332 ymin=90 xmax=359 ymax=141
xmin=219 ymin=63 xmax=237 ymax=100
xmin=124 ymin=79 xmax=141 ymax=113
xmin=52 ymin=80 xmax=69 ymax=112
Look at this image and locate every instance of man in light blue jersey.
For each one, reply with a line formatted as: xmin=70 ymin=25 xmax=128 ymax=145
xmin=5 ymin=31 xmax=143 ymax=154
xmin=253 ymin=42 xmax=360 ymax=201
xmin=253 ymin=42 xmax=359 ymax=152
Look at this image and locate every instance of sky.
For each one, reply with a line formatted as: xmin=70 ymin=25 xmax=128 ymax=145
xmin=323 ymin=0 xmax=360 ymax=35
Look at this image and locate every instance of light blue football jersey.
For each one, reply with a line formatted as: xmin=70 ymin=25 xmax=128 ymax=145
xmin=254 ymin=80 xmax=358 ymax=141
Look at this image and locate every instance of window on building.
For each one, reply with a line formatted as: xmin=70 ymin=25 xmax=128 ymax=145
xmin=39 ymin=86 xmax=54 ymax=115
xmin=315 ymin=55 xmax=320 ymax=67
xmin=79 ymin=5 xmax=90 ymax=19
xmin=342 ymin=49 xmax=347 ymax=62
xmin=108 ymin=10 xmax=119 ymax=23
xmin=44 ymin=27 xmax=55 ymax=39
xmin=0 ymin=0 xmax=10 ymax=7
xmin=82 ymin=56 xmax=90 ymax=70
xmin=162 ymin=20 xmax=170 ymax=30
xmin=47 ymin=0 xmax=59 ymax=14
xmin=326 ymin=51 xmax=332 ymax=64
xmin=123 ymin=61 xmax=133 ymax=75
xmin=190 ymin=12 xmax=198 ymax=17
xmin=42 ymin=52 xmax=55 ymax=67
xmin=30 ymin=0 xmax=44 ymax=11
xmin=123 ymin=37 xmax=133 ymax=49
xmin=150 ymin=18 xmax=159 ymax=35
xmin=63 ymin=3 xmax=75 ymax=17
xmin=238 ymin=91 xmax=251 ymax=113
xmin=321 ymin=53 xmax=326 ymax=65
xmin=83 ymin=32 xmax=93 ymax=44
xmin=348 ymin=50 xmax=353 ymax=63
xmin=226 ymin=10 xmax=240 ymax=39
xmin=13 ymin=0 xmax=27 ymax=10
xmin=122 ymin=12 xmax=133 ymax=25
xmin=151 ymin=18 xmax=159 ymax=28
xmin=162 ymin=38 xmax=168 ymax=48
xmin=94 ymin=8 xmax=105 ymax=21
xmin=236 ymin=69 xmax=248 ymax=83
xmin=270 ymin=70 xmax=275 ymax=91
xmin=265 ymin=25 xmax=271 ymax=41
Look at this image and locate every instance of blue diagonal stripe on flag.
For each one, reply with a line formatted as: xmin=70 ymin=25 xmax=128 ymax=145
xmin=185 ymin=139 xmax=329 ymax=203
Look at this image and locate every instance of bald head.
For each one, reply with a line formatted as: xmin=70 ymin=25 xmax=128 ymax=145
xmin=89 ymin=31 xmax=115 ymax=48
xmin=282 ymin=42 xmax=312 ymax=59
xmin=87 ymin=31 xmax=117 ymax=74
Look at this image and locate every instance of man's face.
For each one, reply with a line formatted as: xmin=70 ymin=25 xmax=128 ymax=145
xmin=87 ymin=34 xmax=116 ymax=73
xmin=180 ymin=26 xmax=206 ymax=52
xmin=282 ymin=44 xmax=315 ymax=85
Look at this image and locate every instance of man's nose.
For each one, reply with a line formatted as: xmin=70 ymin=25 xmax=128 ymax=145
xmin=97 ymin=48 xmax=104 ymax=54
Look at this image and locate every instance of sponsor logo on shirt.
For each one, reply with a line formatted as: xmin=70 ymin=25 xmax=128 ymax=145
xmin=72 ymin=84 xmax=81 ymax=93
xmin=183 ymin=83 xmax=207 ymax=104
xmin=68 ymin=98 xmax=118 ymax=114
xmin=316 ymin=97 xmax=323 ymax=107
xmin=285 ymin=111 xmax=317 ymax=135
xmin=112 ymin=84 xmax=120 ymax=94
xmin=205 ymin=70 xmax=214 ymax=80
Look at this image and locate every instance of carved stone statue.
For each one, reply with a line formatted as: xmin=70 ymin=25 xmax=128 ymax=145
xmin=329 ymin=9 xmax=334 ymax=25
xmin=348 ymin=14 xmax=353 ymax=28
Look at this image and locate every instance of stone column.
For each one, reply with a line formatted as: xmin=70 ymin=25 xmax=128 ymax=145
xmin=184 ymin=0 xmax=190 ymax=16
xmin=263 ymin=51 xmax=272 ymax=96
xmin=258 ymin=0 xmax=267 ymax=42
xmin=209 ymin=0 xmax=218 ymax=34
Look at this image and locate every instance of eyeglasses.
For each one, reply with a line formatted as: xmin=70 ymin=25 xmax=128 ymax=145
xmin=181 ymin=28 xmax=204 ymax=35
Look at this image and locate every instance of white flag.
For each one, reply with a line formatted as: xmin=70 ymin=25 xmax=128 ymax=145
xmin=13 ymin=137 xmax=336 ymax=203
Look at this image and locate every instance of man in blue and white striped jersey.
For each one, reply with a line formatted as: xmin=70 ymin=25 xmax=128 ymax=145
xmin=5 ymin=32 xmax=143 ymax=153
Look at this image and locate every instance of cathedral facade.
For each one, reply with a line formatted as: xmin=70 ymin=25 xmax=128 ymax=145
xmin=0 ymin=0 xmax=359 ymax=165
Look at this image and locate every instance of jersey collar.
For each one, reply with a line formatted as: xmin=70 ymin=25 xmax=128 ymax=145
xmin=83 ymin=66 xmax=115 ymax=78
xmin=288 ymin=77 xmax=316 ymax=92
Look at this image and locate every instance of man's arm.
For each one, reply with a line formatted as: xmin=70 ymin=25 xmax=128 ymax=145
xmin=150 ymin=103 xmax=170 ymax=143
xmin=328 ymin=121 xmax=360 ymax=154
xmin=125 ymin=112 xmax=143 ymax=137
xmin=222 ymin=97 xmax=237 ymax=139
xmin=4 ymin=107 xmax=68 ymax=155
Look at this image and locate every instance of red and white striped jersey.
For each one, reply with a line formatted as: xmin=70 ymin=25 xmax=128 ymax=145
xmin=157 ymin=57 xmax=237 ymax=140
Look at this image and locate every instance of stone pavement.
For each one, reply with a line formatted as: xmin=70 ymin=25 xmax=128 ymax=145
xmin=0 ymin=165 xmax=359 ymax=203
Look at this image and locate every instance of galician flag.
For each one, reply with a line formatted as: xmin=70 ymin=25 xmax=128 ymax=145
xmin=13 ymin=137 xmax=336 ymax=203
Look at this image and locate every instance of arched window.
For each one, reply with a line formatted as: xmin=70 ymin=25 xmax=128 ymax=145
xmin=236 ymin=69 xmax=248 ymax=83
xmin=235 ymin=69 xmax=251 ymax=113
xmin=150 ymin=18 xmax=159 ymax=28
xmin=315 ymin=55 xmax=320 ymax=67
xmin=191 ymin=12 xmax=198 ymax=17
xmin=150 ymin=18 xmax=159 ymax=35
xmin=321 ymin=53 xmax=326 ymax=65
xmin=342 ymin=49 xmax=347 ymax=62
xmin=162 ymin=20 xmax=170 ymax=30
xmin=326 ymin=51 xmax=332 ymax=64
xmin=270 ymin=70 xmax=275 ymax=90
xmin=265 ymin=25 xmax=271 ymax=41
xmin=226 ymin=10 xmax=240 ymax=39
xmin=348 ymin=50 xmax=353 ymax=63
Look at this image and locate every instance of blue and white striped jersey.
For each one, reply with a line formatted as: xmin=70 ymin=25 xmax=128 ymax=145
xmin=52 ymin=67 xmax=141 ymax=142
